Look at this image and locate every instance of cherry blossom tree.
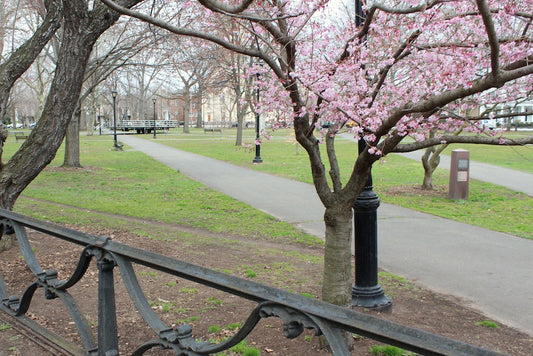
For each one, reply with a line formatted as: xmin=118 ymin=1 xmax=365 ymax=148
xmin=104 ymin=0 xmax=532 ymax=307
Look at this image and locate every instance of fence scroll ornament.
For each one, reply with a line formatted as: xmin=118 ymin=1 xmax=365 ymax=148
xmin=0 ymin=209 xmax=503 ymax=355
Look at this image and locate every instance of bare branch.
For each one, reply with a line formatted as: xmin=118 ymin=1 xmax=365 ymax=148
xmin=448 ymin=9 xmax=533 ymax=21
xmin=197 ymin=0 xmax=254 ymax=14
xmin=504 ymin=54 xmax=533 ymax=71
xmin=370 ymin=0 xmax=449 ymax=15
xmin=326 ymin=133 xmax=342 ymax=193
xmin=516 ymin=12 xmax=533 ymax=20
xmin=0 ymin=0 xmax=62 ymax=121
xmin=198 ymin=0 xmax=302 ymax=23
xmin=100 ymin=0 xmax=284 ymax=79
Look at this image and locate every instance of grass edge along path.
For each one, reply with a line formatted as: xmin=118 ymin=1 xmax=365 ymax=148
xmin=7 ymin=137 xmax=321 ymax=247
xmin=4 ymin=132 xmax=531 ymax=240
xmin=145 ymin=132 xmax=532 ymax=240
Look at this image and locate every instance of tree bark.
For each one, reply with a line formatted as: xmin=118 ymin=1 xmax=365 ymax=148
xmin=63 ymin=105 xmax=82 ymax=168
xmin=421 ymin=147 xmax=439 ymax=190
xmin=322 ymin=205 xmax=353 ymax=307
xmin=183 ymin=86 xmax=191 ymax=134
xmin=196 ymin=86 xmax=203 ymax=128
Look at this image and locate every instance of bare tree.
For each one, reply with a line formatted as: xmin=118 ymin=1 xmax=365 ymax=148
xmin=0 ymin=0 xmax=143 ymax=252
xmin=63 ymin=19 xmax=154 ymax=167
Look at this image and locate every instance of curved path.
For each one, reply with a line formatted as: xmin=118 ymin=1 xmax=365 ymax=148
xmin=120 ymin=135 xmax=533 ymax=336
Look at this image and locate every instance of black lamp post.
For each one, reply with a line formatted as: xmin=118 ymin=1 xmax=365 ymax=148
xmin=253 ymin=73 xmax=262 ymax=163
xmin=152 ymin=97 xmax=157 ymax=139
xmin=111 ymin=90 xmax=121 ymax=150
xmin=351 ymin=0 xmax=391 ymax=311
xmin=98 ymin=105 xmax=102 ymax=136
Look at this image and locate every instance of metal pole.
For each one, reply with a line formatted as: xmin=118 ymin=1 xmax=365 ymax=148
xmin=97 ymin=258 xmax=119 ymax=355
xmin=98 ymin=105 xmax=102 ymax=136
xmin=112 ymin=90 xmax=119 ymax=149
xmin=351 ymin=1 xmax=391 ymax=311
xmin=152 ymin=97 xmax=157 ymax=139
xmin=253 ymin=73 xmax=262 ymax=163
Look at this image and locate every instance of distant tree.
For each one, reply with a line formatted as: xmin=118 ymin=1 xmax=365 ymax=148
xmin=166 ymin=39 xmax=220 ymax=132
xmin=63 ymin=20 xmax=155 ymax=167
xmin=0 ymin=0 xmax=143 ymax=252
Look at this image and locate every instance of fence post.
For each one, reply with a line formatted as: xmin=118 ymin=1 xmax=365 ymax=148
xmin=97 ymin=257 xmax=119 ymax=356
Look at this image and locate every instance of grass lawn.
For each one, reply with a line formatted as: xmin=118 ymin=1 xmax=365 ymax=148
xmin=148 ymin=128 xmax=532 ymax=239
xmin=4 ymin=134 xmax=320 ymax=246
xmin=3 ymin=129 xmax=532 ymax=239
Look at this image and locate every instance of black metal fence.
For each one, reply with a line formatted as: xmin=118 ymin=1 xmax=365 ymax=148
xmin=0 ymin=209 xmax=503 ymax=355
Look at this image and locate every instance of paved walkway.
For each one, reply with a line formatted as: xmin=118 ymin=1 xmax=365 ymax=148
xmin=120 ymin=135 xmax=533 ymax=336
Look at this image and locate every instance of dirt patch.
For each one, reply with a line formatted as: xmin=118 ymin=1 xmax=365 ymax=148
xmin=379 ymin=185 xmax=449 ymax=197
xmin=0 ymin=221 xmax=531 ymax=355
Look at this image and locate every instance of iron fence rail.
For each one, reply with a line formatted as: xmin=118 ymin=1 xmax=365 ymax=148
xmin=0 ymin=209 xmax=504 ymax=355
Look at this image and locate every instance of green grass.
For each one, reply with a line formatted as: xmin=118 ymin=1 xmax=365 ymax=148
xmin=442 ymin=131 xmax=533 ymax=173
xmin=372 ymin=155 xmax=532 ymax=239
xmin=370 ymin=345 xmax=414 ymax=356
xmin=5 ymin=135 xmax=320 ymax=246
xmin=4 ymin=130 xmax=532 ymax=239
xmin=150 ymin=130 xmax=532 ymax=239
xmin=208 ymin=325 xmax=221 ymax=333
xmin=476 ymin=320 xmax=499 ymax=328
xmin=230 ymin=340 xmax=261 ymax=355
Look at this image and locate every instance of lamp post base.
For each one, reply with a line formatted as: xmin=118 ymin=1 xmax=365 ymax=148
xmin=352 ymin=284 xmax=392 ymax=311
xmin=253 ymin=144 xmax=262 ymax=163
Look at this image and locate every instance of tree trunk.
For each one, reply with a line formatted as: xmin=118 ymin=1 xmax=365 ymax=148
xmin=63 ymin=106 xmax=82 ymax=168
xmin=183 ymin=87 xmax=190 ymax=134
xmin=196 ymin=88 xmax=203 ymax=128
xmin=320 ymin=204 xmax=354 ymax=350
xmin=322 ymin=205 xmax=353 ymax=307
xmin=421 ymin=147 xmax=440 ymax=190
xmin=235 ymin=101 xmax=244 ymax=146
xmin=87 ymin=106 xmax=95 ymax=136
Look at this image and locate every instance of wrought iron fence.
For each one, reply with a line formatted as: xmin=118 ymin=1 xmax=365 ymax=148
xmin=0 ymin=209 xmax=503 ymax=355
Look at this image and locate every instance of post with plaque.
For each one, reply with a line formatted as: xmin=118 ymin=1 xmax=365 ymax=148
xmin=448 ymin=149 xmax=470 ymax=200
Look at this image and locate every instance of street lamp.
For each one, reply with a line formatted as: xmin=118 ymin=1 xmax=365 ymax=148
xmin=98 ymin=105 xmax=102 ymax=136
xmin=152 ymin=97 xmax=157 ymax=139
xmin=351 ymin=0 xmax=391 ymax=311
xmin=111 ymin=90 xmax=122 ymax=150
xmin=253 ymin=71 xmax=263 ymax=163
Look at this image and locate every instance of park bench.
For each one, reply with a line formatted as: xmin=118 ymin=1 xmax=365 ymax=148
xmin=14 ymin=132 xmax=28 ymax=142
xmin=204 ymin=127 xmax=222 ymax=133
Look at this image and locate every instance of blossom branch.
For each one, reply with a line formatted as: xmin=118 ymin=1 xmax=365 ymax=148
xmin=476 ymin=0 xmax=500 ymax=77
xmin=391 ymin=135 xmax=533 ymax=152
xmin=390 ymin=63 xmax=531 ymax=125
xmin=369 ymin=30 xmax=422 ymax=107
